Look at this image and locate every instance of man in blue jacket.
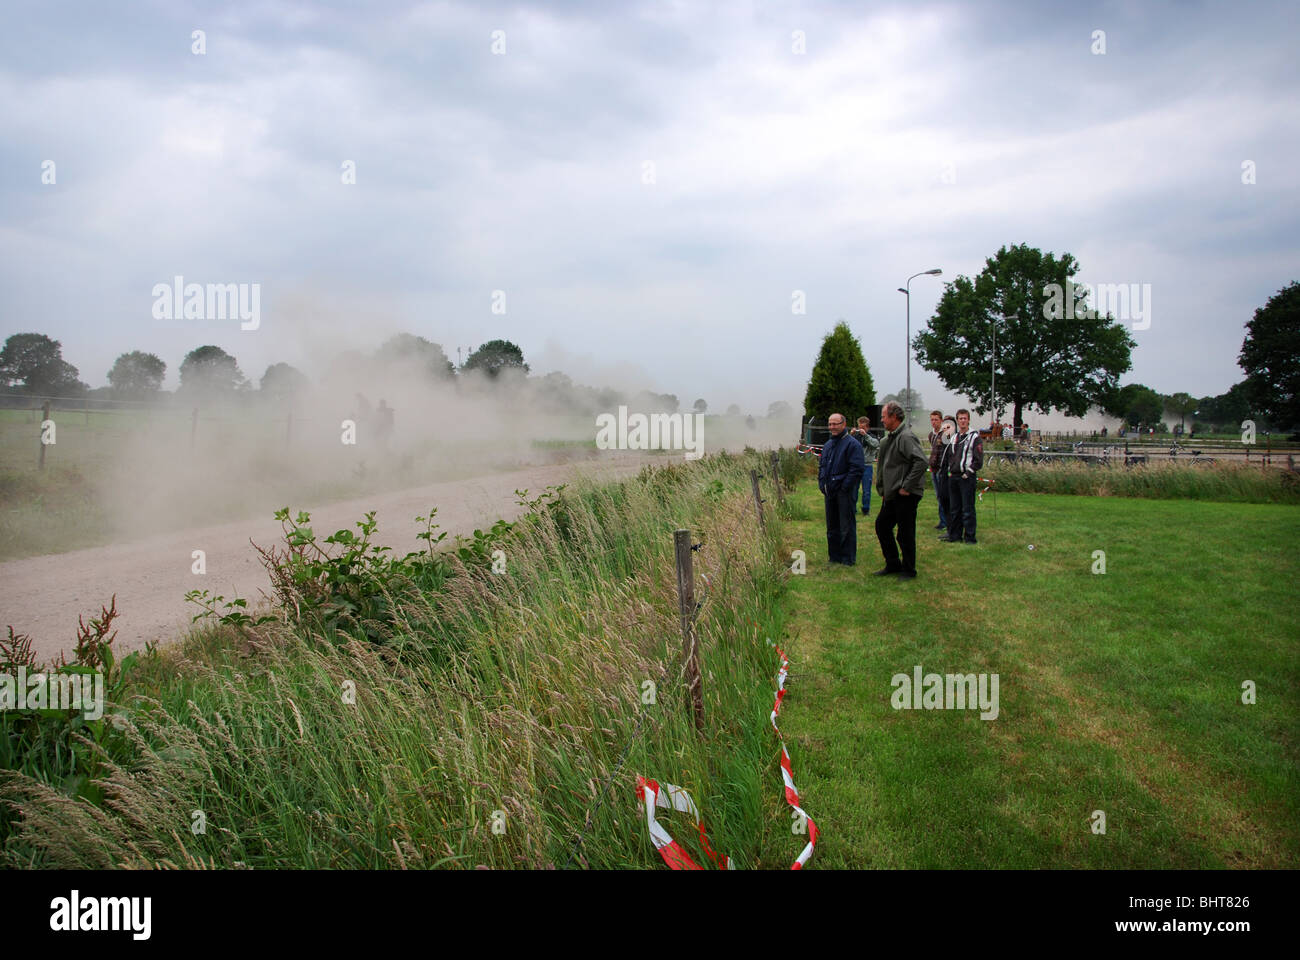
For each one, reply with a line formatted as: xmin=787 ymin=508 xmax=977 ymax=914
xmin=818 ymin=412 xmax=866 ymax=565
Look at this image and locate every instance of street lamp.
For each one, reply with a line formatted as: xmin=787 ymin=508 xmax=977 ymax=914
xmin=993 ymin=313 xmax=1017 ymax=430
xmin=898 ymin=268 xmax=943 ymax=424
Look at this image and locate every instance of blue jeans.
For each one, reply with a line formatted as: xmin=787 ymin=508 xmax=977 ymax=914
xmin=947 ymin=474 xmax=977 ymax=542
xmin=860 ymin=465 xmax=873 ymax=513
xmin=932 ymin=470 xmax=949 ymax=529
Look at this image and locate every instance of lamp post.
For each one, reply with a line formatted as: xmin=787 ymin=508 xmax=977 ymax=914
xmin=993 ymin=313 xmax=1017 ymax=430
xmin=898 ymin=268 xmax=943 ymax=424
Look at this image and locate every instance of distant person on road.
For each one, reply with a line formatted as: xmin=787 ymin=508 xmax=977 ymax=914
xmin=818 ymin=412 xmax=865 ymax=566
xmin=927 ymin=410 xmax=950 ymax=533
xmin=850 ymin=416 xmax=880 ymax=517
xmin=374 ymin=398 xmax=395 ymax=446
xmin=944 ymin=409 xmax=984 ymax=544
xmin=874 ymin=401 xmax=928 ymax=579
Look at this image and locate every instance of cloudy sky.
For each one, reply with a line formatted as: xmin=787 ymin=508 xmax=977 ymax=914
xmin=3 ymin=0 xmax=1296 ymax=422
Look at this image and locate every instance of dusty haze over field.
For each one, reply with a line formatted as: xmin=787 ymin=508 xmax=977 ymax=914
xmin=86 ymin=362 xmax=797 ymax=543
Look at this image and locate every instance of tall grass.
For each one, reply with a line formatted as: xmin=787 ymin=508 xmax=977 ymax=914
xmin=1 ymin=451 xmax=799 ymax=869
xmin=983 ymin=459 xmax=1300 ymax=503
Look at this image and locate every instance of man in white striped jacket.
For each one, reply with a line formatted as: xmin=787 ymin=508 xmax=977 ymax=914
xmin=943 ymin=409 xmax=984 ymax=544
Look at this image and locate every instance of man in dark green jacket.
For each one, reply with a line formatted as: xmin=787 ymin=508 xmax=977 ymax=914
xmin=873 ymin=401 xmax=929 ymax=578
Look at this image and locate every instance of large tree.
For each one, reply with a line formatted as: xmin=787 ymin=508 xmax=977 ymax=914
xmin=462 ymin=339 xmax=528 ymax=379
xmin=260 ymin=362 xmax=311 ymax=402
xmin=1196 ymin=382 xmax=1251 ymax=428
xmin=107 ymin=350 xmax=166 ymax=400
xmin=1103 ymin=383 xmax=1164 ymax=429
xmin=1166 ymin=391 xmax=1196 ymax=431
xmin=0 ymin=333 xmax=87 ymax=396
xmin=375 ymin=334 xmax=455 ymax=380
xmin=179 ymin=345 xmax=246 ymax=395
xmin=804 ymin=321 xmax=875 ymax=421
xmin=1239 ymin=281 xmax=1300 ymax=431
xmin=913 ymin=244 xmax=1134 ymax=427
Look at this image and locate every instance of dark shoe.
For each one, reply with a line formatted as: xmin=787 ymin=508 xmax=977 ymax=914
xmin=964 ymin=539 xmax=977 ymax=544
xmin=872 ymin=567 xmax=900 ymax=576
xmin=935 ymin=524 xmax=945 ymax=530
xmin=897 ymin=570 xmax=917 ymax=579
xmin=941 ymin=537 xmax=960 ymax=542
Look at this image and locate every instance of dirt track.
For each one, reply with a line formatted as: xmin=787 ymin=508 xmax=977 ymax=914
xmin=1 ymin=453 xmax=657 ymax=665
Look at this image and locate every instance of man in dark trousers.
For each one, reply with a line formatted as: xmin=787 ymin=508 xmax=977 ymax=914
xmin=874 ymin=401 xmax=929 ymax=578
xmin=926 ymin=410 xmax=949 ymax=532
xmin=818 ymin=412 xmax=865 ymax=565
xmin=944 ymin=408 xmax=984 ymax=544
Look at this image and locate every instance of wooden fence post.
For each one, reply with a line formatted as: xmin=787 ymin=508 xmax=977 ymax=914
xmin=673 ymin=529 xmax=704 ymax=733
xmin=750 ymin=469 xmax=765 ymax=532
xmin=769 ymin=450 xmax=784 ymax=505
xmin=38 ymin=400 xmax=51 ymax=470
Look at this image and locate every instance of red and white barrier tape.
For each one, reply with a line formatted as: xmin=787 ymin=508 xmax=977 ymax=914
xmin=635 ymin=776 xmax=733 ymax=870
xmin=772 ymin=646 xmax=818 ymax=869
xmin=635 ymin=645 xmax=819 ymax=870
xmin=796 ymin=442 xmax=823 ymax=457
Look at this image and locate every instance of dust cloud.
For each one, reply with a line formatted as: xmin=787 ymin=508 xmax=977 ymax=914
xmin=95 ymin=344 xmax=799 ymax=543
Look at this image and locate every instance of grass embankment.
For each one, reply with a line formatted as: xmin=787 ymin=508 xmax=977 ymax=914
xmin=1 ymin=451 xmax=802 ymax=869
xmin=778 ymin=466 xmax=1300 ymax=867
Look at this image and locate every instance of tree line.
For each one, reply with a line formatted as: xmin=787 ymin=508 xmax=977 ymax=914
xmin=0 ymin=333 xmax=794 ymax=419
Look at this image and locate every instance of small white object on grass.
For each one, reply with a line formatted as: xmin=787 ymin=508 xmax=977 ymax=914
xmin=1028 ymin=544 xmax=1036 ymax=551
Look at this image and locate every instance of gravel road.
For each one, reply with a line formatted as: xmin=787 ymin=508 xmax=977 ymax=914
xmin=1 ymin=453 xmax=656 ymax=664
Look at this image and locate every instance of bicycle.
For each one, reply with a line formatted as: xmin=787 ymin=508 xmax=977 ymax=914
xmin=1168 ymin=441 xmax=1216 ymax=465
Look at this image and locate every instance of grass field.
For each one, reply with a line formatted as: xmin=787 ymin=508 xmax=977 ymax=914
xmin=775 ymin=472 xmax=1300 ymax=867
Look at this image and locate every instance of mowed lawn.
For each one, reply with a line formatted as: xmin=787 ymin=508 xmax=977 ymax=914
xmin=774 ymin=482 xmax=1299 ymax=868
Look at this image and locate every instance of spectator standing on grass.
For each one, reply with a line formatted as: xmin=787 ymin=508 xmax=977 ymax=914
xmin=933 ymin=415 xmax=957 ymax=541
xmin=927 ymin=410 xmax=950 ymax=533
xmin=944 ymin=409 xmax=984 ymax=544
xmin=818 ymin=412 xmax=865 ymax=566
xmin=873 ymin=401 xmax=928 ymax=579
xmin=850 ymin=415 xmax=880 ymax=517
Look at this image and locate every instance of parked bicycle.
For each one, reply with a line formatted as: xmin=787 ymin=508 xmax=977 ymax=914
xmin=1168 ymin=441 xmax=1216 ymax=465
